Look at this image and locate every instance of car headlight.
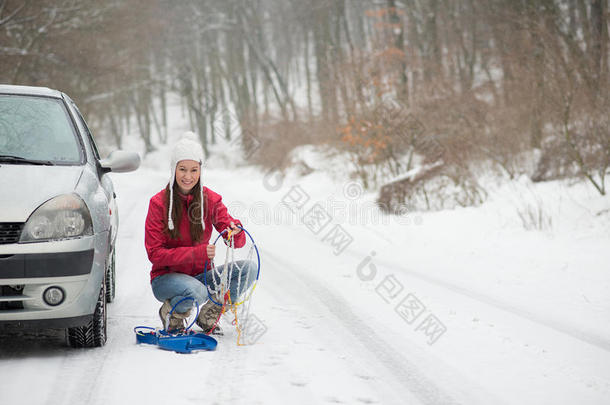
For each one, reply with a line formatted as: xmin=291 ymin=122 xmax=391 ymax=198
xmin=20 ymin=194 xmax=93 ymax=242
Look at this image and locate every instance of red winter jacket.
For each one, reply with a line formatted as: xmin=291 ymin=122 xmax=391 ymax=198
xmin=144 ymin=186 xmax=245 ymax=282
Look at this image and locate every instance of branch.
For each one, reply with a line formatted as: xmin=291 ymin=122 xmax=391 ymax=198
xmin=0 ymin=0 xmax=27 ymax=27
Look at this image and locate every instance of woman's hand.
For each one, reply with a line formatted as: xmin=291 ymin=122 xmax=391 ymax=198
xmin=206 ymin=244 xmax=216 ymax=259
xmin=227 ymin=221 xmax=242 ymax=235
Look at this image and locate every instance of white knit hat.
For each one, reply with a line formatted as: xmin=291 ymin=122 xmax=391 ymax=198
xmin=167 ymin=131 xmax=205 ymax=231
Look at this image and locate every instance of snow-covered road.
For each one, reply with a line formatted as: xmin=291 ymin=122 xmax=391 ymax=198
xmin=1 ymin=158 xmax=609 ymax=405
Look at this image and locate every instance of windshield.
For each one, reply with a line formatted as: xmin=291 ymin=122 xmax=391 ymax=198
xmin=0 ymin=95 xmax=82 ymax=164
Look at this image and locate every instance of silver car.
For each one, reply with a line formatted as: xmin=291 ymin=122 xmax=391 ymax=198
xmin=0 ymin=84 xmax=140 ymax=347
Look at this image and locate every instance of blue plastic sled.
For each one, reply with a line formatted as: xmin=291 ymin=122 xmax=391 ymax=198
xmin=157 ymin=332 xmax=217 ymax=353
xmin=135 ymin=327 xmax=217 ymax=353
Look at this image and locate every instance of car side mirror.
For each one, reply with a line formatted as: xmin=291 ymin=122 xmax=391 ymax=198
xmin=99 ymin=150 xmax=141 ymax=173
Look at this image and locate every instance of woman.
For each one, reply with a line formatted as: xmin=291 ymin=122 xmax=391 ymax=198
xmin=144 ymin=132 xmax=257 ymax=333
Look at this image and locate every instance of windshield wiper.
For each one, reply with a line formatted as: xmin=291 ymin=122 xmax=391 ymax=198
xmin=0 ymin=155 xmax=55 ymax=166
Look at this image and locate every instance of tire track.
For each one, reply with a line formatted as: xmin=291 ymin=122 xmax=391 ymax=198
xmin=263 ymin=249 xmax=485 ymax=405
xmin=354 ymin=252 xmax=610 ymax=353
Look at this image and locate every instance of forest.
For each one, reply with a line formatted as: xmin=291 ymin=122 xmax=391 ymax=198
xmin=1 ymin=0 xmax=608 ymax=211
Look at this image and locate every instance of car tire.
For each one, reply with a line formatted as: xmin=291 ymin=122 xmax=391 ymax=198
xmin=105 ymin=248 xmax=116 ymax=303
xmin=66 ymin=279 xmax=107 ymax=348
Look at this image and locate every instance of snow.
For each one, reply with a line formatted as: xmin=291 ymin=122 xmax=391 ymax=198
xmin=1 ymin=104 xmax=610 ymax=405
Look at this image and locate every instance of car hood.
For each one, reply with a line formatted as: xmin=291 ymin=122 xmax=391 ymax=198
xmin=0 ymin=165 xmax=84 ymax=222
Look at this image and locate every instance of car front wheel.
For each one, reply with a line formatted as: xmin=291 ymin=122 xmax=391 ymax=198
xmin=66 ymin=279 xmax=107 ymax=348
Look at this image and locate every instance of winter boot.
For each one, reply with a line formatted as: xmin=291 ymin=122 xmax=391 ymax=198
xmin=196 ymin=299 xmax=223 ymax=334
xmin=159 ymin=299 xmax=192 ymax=332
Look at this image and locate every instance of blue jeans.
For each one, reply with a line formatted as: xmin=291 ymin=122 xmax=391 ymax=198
xmin=151 ymin=260 xmax=258 ymax=313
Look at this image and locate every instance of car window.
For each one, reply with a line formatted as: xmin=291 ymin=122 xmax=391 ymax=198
xmin=0 ymin=95 xmax=82 ymax=164
xmin=70 ymin=101 xmax=100 ymax=160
